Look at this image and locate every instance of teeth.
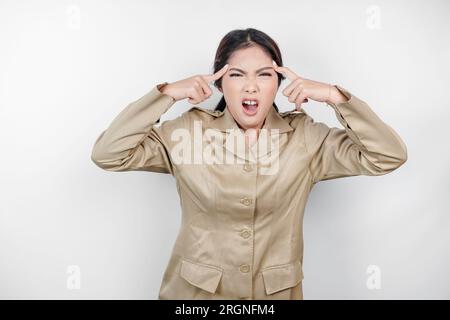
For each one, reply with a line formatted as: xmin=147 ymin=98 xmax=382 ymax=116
xmin=243 ymin=100 xmax=257 ymax=105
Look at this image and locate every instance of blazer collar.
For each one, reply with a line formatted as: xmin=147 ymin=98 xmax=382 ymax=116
xmin=203 ymin=105 xmax=293 ymax=163
xmin=207 ymin=104 xmax=294 ymax=134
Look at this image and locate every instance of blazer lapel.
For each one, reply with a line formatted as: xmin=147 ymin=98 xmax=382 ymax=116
xmin=204 ymin=105 xmax=294 ymax=163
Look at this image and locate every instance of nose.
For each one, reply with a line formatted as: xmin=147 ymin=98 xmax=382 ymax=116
xmin=244 ymin=82 xmax=258 ymax=94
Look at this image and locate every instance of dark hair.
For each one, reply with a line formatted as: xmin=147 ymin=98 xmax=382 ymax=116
xmin=212 ymin=28 xmax=285 ymax=112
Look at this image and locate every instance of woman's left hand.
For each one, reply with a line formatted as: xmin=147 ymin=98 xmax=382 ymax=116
xmin=272 ymin=60 xmax=347 ymax=110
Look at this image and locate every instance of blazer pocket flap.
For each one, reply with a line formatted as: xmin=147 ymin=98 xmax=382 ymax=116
xmin=180 ymin=259 xmax=223 ymax=294
xmin=261 ymin=261 xmax=303 ymax=295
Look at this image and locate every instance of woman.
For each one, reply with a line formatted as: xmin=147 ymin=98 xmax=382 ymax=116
xmin=91 ymin=28 xmax=407 ymax=300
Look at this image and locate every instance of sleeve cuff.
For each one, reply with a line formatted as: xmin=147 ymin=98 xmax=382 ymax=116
xmin=324 ymin=85 xmax=369 ymax=148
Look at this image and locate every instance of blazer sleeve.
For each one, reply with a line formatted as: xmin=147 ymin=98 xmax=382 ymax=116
xmin=304 ymin=85 xmax=408 ymax=184
xmin=90 ymin=82 xmax=181 ymax=175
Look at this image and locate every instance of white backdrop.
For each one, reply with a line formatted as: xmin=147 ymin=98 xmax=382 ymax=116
xmin=1 ymin=0 xmax=449 ymax=299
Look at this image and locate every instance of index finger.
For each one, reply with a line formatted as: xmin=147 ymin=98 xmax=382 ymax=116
xmin=272 ymin=60 xmax=299 ymax=82
xmin=203 ymin=64 xmax=229 ymax=83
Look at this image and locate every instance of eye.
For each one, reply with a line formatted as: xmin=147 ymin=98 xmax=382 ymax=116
xmin=230 ymin=73 xmax=272 ymax=77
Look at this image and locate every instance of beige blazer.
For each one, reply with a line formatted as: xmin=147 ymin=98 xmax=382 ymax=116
xmin=91 ymin=82 xmax=407 ymax=300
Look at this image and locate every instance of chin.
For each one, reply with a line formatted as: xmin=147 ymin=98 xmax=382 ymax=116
xmin=239 ymin=118 xmax=261 ymax=129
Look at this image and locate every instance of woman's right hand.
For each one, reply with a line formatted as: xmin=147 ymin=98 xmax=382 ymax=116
xmin=160 ymin=64 xmax=229 ymax=104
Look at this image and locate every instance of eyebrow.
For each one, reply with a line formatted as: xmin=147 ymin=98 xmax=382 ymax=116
xmin=228 ymin=66 xmax=273 ymax=74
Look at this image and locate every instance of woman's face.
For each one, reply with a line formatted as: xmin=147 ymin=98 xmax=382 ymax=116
xmin=219 ymin=46 xmax=278 ymax=131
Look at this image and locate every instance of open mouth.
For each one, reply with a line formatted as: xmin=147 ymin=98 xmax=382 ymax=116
xmin=242 ymin=98 xmax=259 ymax=116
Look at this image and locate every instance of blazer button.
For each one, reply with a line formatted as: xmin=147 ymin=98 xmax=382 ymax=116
xmin=240 ymin=229 xmax=251 ymax=239
xmin=240 ymin=197 xmax=252 ymax=206
xmin=239 ymin=264 xmax=250 ymax=273
xmin=243 ymin=163 xmax=253 ymax=172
